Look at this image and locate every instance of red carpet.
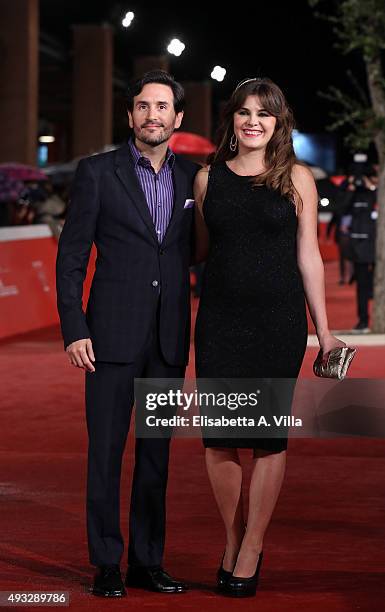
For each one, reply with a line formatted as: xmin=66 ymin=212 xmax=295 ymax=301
xmin=0 ymin=261 xmax=384 ymax=611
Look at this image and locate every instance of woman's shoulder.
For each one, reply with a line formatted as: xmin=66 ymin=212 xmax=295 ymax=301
xmin=196 ymin=164 xmax=211 ymax=175
xmin=194 ymin=165 xmax=211 ymax=204
xmin=291 ymin=163 xmax=318 ymax=212
xmin=194 ymin=165 xmax=211 ymax=186
xmin=291 ymin=163 xmax=315 ymax=186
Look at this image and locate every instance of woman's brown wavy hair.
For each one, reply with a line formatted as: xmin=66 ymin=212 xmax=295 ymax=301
xmin=209 ymin=77 xmax=304 ymax=212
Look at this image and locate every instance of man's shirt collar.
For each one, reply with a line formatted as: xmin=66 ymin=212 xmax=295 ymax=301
xmin=128 ymin=138 xmax=175 ymax=170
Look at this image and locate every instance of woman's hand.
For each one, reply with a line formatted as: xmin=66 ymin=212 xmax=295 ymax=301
xmin=318 ymin=332 xmax=346 ymax=355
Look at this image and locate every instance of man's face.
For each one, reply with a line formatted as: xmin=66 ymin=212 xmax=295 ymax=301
xmin=128 ymin=83 xmax=183 ymax=147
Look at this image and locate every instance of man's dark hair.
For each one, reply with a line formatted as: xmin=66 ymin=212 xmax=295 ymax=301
xmin=126 ymin=70 xmax=185 ymax=114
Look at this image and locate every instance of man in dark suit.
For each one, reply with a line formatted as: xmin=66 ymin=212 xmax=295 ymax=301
xmin=56 ymin=71 xmax=199 ymax=597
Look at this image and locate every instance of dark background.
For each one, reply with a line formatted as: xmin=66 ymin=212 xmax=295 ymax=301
xmin=39 ymin=0 xmax=369 ymax=164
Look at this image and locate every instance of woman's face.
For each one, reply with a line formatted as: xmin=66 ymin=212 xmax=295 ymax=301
xmin=233 ymin=95 xmax=277 ymax=152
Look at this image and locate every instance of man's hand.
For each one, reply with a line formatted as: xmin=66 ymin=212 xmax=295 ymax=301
xmin=66 ymin=338 xmax=95 ymax=372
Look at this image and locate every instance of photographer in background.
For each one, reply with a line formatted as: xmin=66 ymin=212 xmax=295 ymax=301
xmin=340 ymin=157 xmax=378 ymax=333
xmin=326 ymin=191 xmax=353 ymax=285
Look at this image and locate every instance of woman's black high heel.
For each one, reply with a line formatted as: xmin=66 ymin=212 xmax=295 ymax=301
xmin=216 ymin=553 xmax=234 ymax=590
xmin=224 ymin=551 xmax=263 ymax=598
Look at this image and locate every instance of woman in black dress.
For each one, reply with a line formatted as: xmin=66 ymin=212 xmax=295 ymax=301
xmin=194 ymin=78 xmax=344 ymax=597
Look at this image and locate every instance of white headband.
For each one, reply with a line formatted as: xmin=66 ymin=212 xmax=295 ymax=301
xmin=234 ymin=78 xmax=259 ymax=92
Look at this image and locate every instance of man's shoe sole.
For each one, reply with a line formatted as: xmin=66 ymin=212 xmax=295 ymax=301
xmin=91 ymin=588 xmax=126 ymax=597
xmin=125 ymin=579 xmax=187 ymax=593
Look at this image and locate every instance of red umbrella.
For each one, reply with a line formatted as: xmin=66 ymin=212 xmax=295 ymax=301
xmin=330 ymin=175 xmax=346 ymax=186
xmin=0 ymin=163 xmax=48 ymax=182
xmin=169 ymin=131 xmax=215 ymax=155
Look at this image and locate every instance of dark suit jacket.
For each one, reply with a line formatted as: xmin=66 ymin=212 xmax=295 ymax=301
xmin=56 ymin=143 xmax=200 ymax=364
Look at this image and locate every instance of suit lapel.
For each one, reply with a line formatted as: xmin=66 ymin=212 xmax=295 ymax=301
xmin=114 ymin=144 xmax=158 ymax=244
xmin=162 ymin=156 xmax=188 ymax=245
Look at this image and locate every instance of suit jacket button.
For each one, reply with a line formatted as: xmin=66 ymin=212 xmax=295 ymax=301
xmin=159 ymin=249 xmax=164 ymax=255
xmin=152 ymin=280 xmax=159 ymax=287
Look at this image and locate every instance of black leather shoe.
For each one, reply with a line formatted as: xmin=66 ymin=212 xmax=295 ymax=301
xmin=125 ymin=566 xmax=187 ymax=593
xmin=352 ymin=320 xmax=370 ymax=333
xmin=217 ymin=554 xmax=234 ymax=590
xmin=92 ymin=565 xmax=126 ymax=597
xmin=225 ymin=551 xmax=263 ymax=598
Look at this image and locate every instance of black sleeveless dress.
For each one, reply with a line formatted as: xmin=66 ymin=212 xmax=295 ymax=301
xmin=194 ymin=161 xmax=308 ymax=451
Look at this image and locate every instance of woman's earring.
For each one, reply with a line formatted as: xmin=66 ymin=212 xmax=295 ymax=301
xmin=229 ymin=134 xmax=238 ymax=152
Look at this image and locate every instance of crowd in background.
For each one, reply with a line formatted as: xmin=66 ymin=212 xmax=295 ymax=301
xmin=0 ymin=178 xmax=68 ymax=238
xmin=0 ymin=157 xmax=379 ymax=332
xmin=327 ymin=161 xmax=378 ymax=332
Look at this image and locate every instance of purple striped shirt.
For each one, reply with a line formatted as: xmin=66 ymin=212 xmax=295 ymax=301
xmin=129 ymin=139 xmax=175 ymax=243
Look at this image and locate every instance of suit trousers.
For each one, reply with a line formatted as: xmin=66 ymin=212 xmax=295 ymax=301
xmin=85 ymin=315 xmax=184 ymax=568
xmin=354 ymin=262 xmax=374 ymax=325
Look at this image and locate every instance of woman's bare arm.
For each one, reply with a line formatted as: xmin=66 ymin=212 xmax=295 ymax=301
xmin=293 ymin=164 xmax=345 ymax=353
xmin=193 ymin=166 xmax=210 ymax=263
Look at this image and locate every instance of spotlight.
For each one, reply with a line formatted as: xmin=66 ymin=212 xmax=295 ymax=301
xmin=122 ymin=11 xmax=134 ymax=28
xmin=167 ymin=38 xmax=185 ymax=57
xmin=211 ymin=66 xmax=226 ymax=82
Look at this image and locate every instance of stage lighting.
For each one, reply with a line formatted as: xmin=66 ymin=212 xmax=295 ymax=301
xmin=211 ymin=66 xmax=226 ymax=82
xmin=167 ymin=38 xmax=185 ymax=57
xmin=122 ymin=11 xmax=134 ymax=28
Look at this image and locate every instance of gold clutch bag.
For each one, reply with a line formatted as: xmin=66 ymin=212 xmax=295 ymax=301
xmin=313 ymin=346 xmax=357 ymax=380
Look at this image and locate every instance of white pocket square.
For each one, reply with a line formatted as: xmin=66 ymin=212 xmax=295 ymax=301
xmin=184 ymin=199 xmax=195 ymax=209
